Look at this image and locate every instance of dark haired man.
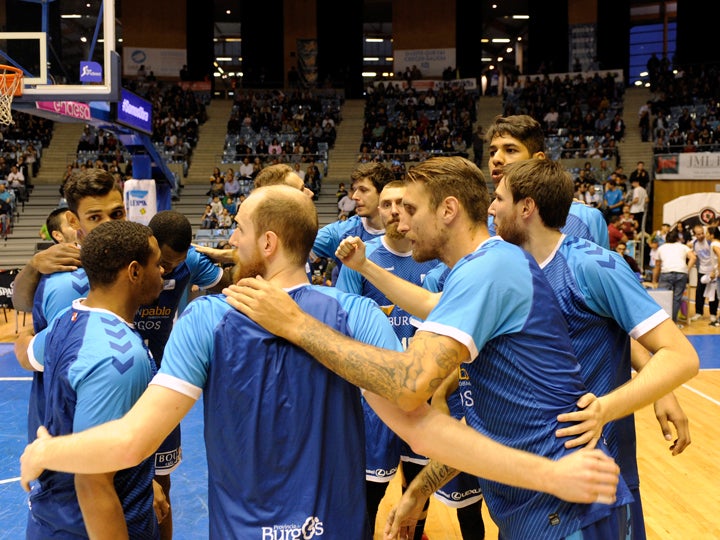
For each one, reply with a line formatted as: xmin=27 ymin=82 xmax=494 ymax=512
xmin=25 ymin=220 xmax=166 ymax=538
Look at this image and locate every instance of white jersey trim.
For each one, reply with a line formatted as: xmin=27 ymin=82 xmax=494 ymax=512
xmin=417 ymin=321 xmax=478 ymax=361
xmin=629 ymin=308 xmax=670 ymax=340
xmin=150 ymin=372 xmax=202 ymax=400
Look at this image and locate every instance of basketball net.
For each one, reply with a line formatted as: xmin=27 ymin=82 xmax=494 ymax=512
xmin=0 ymin=66 xmax=23 ymax=126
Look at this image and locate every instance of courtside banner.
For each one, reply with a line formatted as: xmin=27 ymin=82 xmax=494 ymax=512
xmin=655 ymin=152 xmax=720 ymax=179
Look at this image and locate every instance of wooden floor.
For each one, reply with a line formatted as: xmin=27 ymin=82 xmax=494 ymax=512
xmin=2 ymin=309 xmax=719 ymax=539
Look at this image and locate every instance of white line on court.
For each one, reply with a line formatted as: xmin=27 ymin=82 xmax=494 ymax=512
xmin=683 ymin=383 xmax=720 ymax=407
xmin=0 ymin=377 xmax=32 ymax=381
xmin=0 ymin=477 xmax=21 ymax=485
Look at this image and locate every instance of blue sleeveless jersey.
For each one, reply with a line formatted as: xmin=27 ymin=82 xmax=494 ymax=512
xmin=418 ymin=237 xmax=632 ymax=539
xmin=27 ymin=301 xmax=157 ymax=539
xmin=28 ymin=269 xmax=89 ymax=444
xmin=336 ymin=236 xmax=437 ymax=481
xmin=154 ymin=285 xmax=400 ymax=539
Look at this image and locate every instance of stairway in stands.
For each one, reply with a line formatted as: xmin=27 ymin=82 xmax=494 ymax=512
xmin=314 ymin=99 xmax=365 ymax=226
xmin=2 ymin=123 xmax=86 ymax=267
xmin=172 ymin=98 xmax=235 ymax=230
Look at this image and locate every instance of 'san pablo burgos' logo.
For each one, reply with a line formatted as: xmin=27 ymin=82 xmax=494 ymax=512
xmin=261 ymin=515 xmax=324 ymax=539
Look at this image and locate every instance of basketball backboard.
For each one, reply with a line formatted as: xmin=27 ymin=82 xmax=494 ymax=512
xmin=0 ymin=0 xmax=121 ymax=105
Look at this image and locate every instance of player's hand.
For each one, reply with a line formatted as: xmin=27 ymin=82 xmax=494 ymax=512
xmin=31 ymin=242 xmax=81 ymax=274
xmin=383 ymin=489 xmax=428 ymax=540
xmin=335 ymin=236 xmax=367 ymax=271
xmin=654 ymin=392 xmax=691 ymax=455
xmin=192 ymin=243 xmax=236 ymax=266
xmin=224 ymin=277 xmax=303 ymax=339
xmin=152 ymin=480 xmax=170 ymax=524
xmin=20 ymin=426 xmax=52 ymax=491
xmin=555 ymin=393 xmax=604 ymax=449
xmin=548 ymin=448 xmax=619 ymax=504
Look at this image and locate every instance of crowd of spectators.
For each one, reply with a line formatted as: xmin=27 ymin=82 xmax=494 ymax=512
xmin=361 ymin=81 xmax=478 ymax=164
xmin=502 ymin=71 xmax=625 ymax=163
xmin=69 ymin=80 xmax=208 ymax=183
xmin=644 ymin=61 xmax=720 ymax=154
xmin=0 ymin=111 xmax=50 ymax=232
xmin=223 ymin=89 xmax=341 ymax=171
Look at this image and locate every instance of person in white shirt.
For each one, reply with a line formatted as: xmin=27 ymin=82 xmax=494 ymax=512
xmin=654 ymin=228 xmax=697 ymax=325
xmin=629 ymin=177 xmax=648 ymax=229
xmin=691 ymin=225 xmax=717 ymax=323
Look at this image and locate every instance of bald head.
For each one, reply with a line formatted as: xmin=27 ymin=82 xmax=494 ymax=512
xmin=254 ymin=163 xmax=313 ymax=197
xmin=244 ymin=185 xmax=318 ymax=265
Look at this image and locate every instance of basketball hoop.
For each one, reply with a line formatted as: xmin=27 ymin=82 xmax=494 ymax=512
xmin=0 ymin=65 xmax=23 ymax=126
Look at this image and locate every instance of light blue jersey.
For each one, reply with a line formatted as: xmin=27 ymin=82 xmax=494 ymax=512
xmin=134 ymin=245 xmax=223 ymax=474
xmin=419 ymin=261 xmax=483 ymax=509
xmin=27 ymin=300 xmax=158 ymax=540
xmin=419 ymin=237 xmax=632 ymax=539
xmin=489 ymin=201 xmax=610 ymax=249
xmin=336 ymin=236 xmax=438 ymax=482
xmin=563 ymin=201 xmax=611 ymax=249
xmin=28 ymin=269 xmax=89 ymax=443
xmin=542 ymin=234 xmax=668 ymax=539
xmin=312 ymin=215 xmax=384 ymax=263
xmin=153 ymin=286 xmax=401 ymax=539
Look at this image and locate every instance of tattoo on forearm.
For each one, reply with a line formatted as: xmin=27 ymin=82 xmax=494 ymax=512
xmin=297 ymin=319 xmax=463 ymax=403
xmin=418 ymin=462 xmax=458 ymax=498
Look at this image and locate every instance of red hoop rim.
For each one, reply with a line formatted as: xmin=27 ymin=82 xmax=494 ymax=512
xmin=0 ymin=64 xmax=24 ymax=97
xmin=0 ymin=64 xmax=23 ymax=76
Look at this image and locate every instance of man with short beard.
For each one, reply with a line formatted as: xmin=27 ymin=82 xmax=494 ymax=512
xmin=336 ymin=181 xmax=441 ymax=537
xmin=21 ymin=185 xmax=402 ymax=539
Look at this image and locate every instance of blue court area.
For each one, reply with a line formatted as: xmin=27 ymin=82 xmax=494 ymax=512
xmin=0 ymin=343 xmax=209 ymax=538
xmin=0 ymin=334 xmax=718 ymax=537
xmin=687 ymin=335 xmax=720 ymax=369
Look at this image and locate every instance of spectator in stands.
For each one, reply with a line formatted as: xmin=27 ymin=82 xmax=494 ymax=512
xmin=337 ymin=192 xmax=356 ymax=219
xmin=543 ymin=106 xmax=559 ymax=133
xmin=629 ymin=176 xmax=649 ymax=231
xmin=324 ymin=176 xmax=343 ymax=199
xmin=616 ymin=242 xmax=642 ymax=275
xmin=584 ymin=184 xmax=602 ymax=209
xmin=618 ymin=205 xmax=639 ymax=240
xmin=209 ymin=194 xmax=224 ymax=218
xmin=218 ymin=208 xmax=233 ymax=230
xmin=223 ymin=173 xmax=241 ymax=198
xmin=268 ymin=138 xmax=282 ymax=156
xmin=223 ymin=196 xmax=238 ymax=217
xmin=200 ymin=204 xmax=217 ymax=229
xmin=24 ymin=143 xmax=39 ymax=178
xmin=235 ymin=138 xmax=252 ymax=160
xmin=254 ymin=139 xmax=269 ymax=160
xmin=608 ymin=214 xmax=628 ymax=250
xmin=612 ymin=113 xmax=626 ymax=141
xmin=357 ymin=145 xmax=373 ymax=163
xmin=304 ymin=165 xmax=321 ymax=200
xmin=586 ymin=140 xmax=604 ymax=159
xmin=7 ymin=165 xmax=27 ymax=203
xmin=0 ymin=189 xmax=11 ymax=238
xmin=629 ymin=160 xmax=650 ymax=188
xmin=238 ymin=157 xmax=254 ymax=180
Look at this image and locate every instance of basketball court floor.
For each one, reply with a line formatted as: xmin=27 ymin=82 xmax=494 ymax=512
xmin=0 ymin=334 xmax=718 ymax=538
